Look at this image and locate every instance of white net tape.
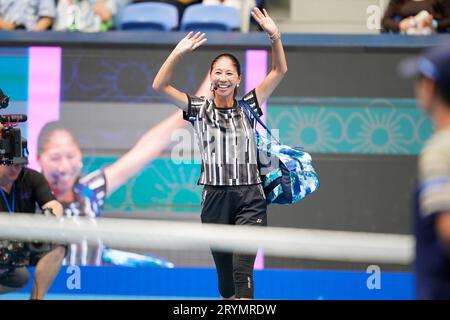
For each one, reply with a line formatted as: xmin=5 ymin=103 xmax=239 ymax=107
xmin=0 ymin=213 xmax=414 ymax=264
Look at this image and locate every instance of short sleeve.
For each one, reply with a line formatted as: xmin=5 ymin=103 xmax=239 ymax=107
xmin=183 ymin=94 xmax=207 ymax=122
xmin=242 ymin=89 xmax=263 ymax=117
xmin=28 ymin=170 xmax=57 ymax=208
xmin=76 ymin=169 xmax=107 ymax=214
xmin=39 ymin=0 xmax=56 ymax=18
xmin=418 ymin=137 xmax=450 ymax=217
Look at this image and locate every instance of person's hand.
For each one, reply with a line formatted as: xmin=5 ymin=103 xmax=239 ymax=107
xmin=1 ymin=21 xmax=16 ymax=30
xmin=418 ymin=14 xmax=433 ymax=29
xmin=399 ymin=17 xmax=415 ymax=32
xmin=91 ymin=2 xmax=113 ymax=22
xmin=174 ymin=32 xmax=207 ymax=56
xmin=251 ymin=7 xmax=278 ymax=36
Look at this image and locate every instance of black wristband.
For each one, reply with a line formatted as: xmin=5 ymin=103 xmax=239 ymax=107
xmin=42 ymin=207 xmax=55 ymax=217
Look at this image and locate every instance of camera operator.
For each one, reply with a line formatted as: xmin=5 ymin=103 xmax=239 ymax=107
xmin=0 ymin=122 xmax=65 ymax=300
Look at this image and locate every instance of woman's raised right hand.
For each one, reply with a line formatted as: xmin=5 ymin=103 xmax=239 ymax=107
xmin=174 ymin=32 xmax=207 ymax=55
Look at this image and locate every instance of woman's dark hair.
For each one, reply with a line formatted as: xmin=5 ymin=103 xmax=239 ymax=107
xmin=37 ymin=121 xmax=80 ymax=157
xmin=210 ymin=53 xmax=241 ymax=76
xmin=210 ymin=53 xmax=241 ymax=98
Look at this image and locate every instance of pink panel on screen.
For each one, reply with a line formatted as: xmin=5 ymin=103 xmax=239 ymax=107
xmin=245 ymin=50 xmax=268 ymax=270
xmin=245 ymin=50 xmax=267 ymax=126
xmin=28 ymin=47 xmax=61 ymax=170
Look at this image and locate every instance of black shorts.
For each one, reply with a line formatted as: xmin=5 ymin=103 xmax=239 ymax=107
xmin=200 ymin=184 xmax=267 ymax=299
xmin=201 ymin=184 xmax=267 ymax=226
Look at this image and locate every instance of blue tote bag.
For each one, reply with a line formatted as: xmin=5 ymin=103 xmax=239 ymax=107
xmin=239 ymin=100 xmax=320 ymax=205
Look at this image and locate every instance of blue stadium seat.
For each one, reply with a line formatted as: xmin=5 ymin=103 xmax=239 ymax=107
xmin=180 ymin=4 xmax=241 ymax=32
xmin=119 ymin=3 xmax=178 ymax=31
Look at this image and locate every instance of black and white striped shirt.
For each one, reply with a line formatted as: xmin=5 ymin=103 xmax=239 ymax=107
xmin=63 ymin=169 xmax=106 ymax=266
xmin=183 ymin=89 xmax=263 ymax=186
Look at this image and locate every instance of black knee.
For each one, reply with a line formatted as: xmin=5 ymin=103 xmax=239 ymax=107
xmin=211 ymin=250 xmax=235 ymax=298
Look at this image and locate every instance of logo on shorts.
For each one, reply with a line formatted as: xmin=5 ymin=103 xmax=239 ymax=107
xmin=256 ymin=218 xmax=262 ymax=224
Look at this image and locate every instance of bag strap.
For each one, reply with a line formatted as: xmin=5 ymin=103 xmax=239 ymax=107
xmin=238 ymin=100 xmax=253 ymax=127
xmin=238 ymin=100 xmax=280 ymax=144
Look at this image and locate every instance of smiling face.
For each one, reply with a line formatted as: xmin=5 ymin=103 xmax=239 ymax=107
xmin=38 ymin=129 xmax=82 ymax=194
xmin=210 ymin=55 xmax=242 ymax=99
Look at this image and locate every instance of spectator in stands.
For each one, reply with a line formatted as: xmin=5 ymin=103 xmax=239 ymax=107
xmin=54 ymin=0 xmax=117 ymax=32
xmin=202 ymin=0 xmax=256 ymax=32
xmin=202 ymin=0 xmax=253 ymax=11
xmin=0 ymin=0 xmax=55 ymax=31
xmin=382 ymin=0 xmax=450 ymax=34
xmin=132 ymin=0 xmax=202 ymax=24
